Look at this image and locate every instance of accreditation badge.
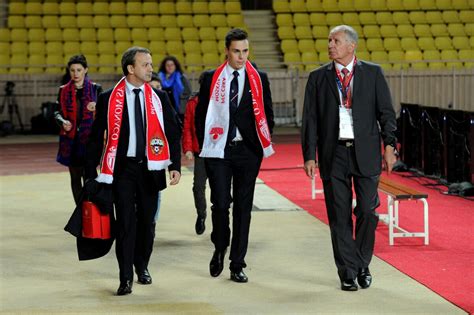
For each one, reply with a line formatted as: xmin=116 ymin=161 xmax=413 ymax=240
xmin=339 ymin=105 xmax=355 ymax=139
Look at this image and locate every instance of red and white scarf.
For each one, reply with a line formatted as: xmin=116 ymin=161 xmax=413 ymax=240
xmin=200 ymin=61 xmax=274 ymax=159
xmin=96 ymin=77 xmax=171 ymax=184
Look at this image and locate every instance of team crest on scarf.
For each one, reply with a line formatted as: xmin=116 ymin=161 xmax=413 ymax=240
xmin=210 ymin=126 xmax=224 ymax=141
xmin=150 ymin=137 xmax=164 ymax=155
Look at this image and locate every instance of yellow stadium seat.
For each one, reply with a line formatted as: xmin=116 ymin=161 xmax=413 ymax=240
xmin=276 ymin=14 xmax=293 ymax=26
xmin=81 ymin=42 xmax=98 ymax=55
xmin=211 ymin=14 xmax=228 ymax=27
xmin=326 ymin=13 xmax=343 ymax=25
xmin=26 ymin=2 xmax=42 ymax=15
xmin=431 ymin=24 xmax=449 ymax=36
xmin=448 ymin=23 xmax=466 ymax=36
xmin=339 ymin=0 xmax=357 ymax=11
xmin=8 ymin=2 xmax=25 ymax=15
xmin=58 ymin=2 xmax=75 ymax=15
xmin=127 ymin=16 xmax=144 ymax=28
xmin=459 ymin=10 xmax=474 ymax=22
xmin=92 ymin=2 xmax=109 ymax=15
xmin=148 ymin=27 xmax=165 ymax=42
xmin=294 ymin=13 xmax=310 ymax=26
xmin=418 ymin=37 xmax=436 ymax=50
xmin=45 ymin=28 xmax=63 ymax=42
xmin=143 ymin=15 xmax=160 ymax=28
xmin=401 ymin=38 xmax=419 ymax=50
xmin=322 ymin=0 xmax=339 ymax=11
xmin=160 ymin=15 xmax=178 ymax=27
xmin=419 ymin=0 xmax=437 ymax=9
xmin=342 ymin=13 xmax=360 ymax=25
xmin=63 ymin=42 xmax=80 ymax=55
xmin=63 ymin=28 xmax=79 ymax=42
xmin=371 ymin=51 xmax=389 ymax=64
xmin=28 ymin=29 xmax=45 ymax=42
xmin=148 ymin=41 xmax=166 ymax=56
xmin=423 ymin=50 xmax=444 ymax=69
xmin=159 ymin=2 xmax=176 ymax=14
xmin=357 ymin=51 xmax=371 ymax=62
xmin=281 ymin=39 xmax=298 ymax=53
xmin=43 ymin=2 xmax=59 ymax=15
xmin=28 ymin=54 xmax=46 ymax=74
xmin=133 ymin=40 xmax=149 ymax=49
xmin=465 ymin=23 xmax=474 ymax=36
xmin=11 ymin=28 xmax=28 ymax=42
xmin=183 ymin=41 xmax=201 ymax=54
xmin=76 ymin=16 xmax=93 ymax=28
xmin=278 ymin=26 xmax=296 ymax=39
xmin=166 ymin=40 xmax=183 ymax=56
xmin=370 ymin=0 xmax=387 ymax=10
xmin=225 ymin=1 xmax=242 ymax=13
xmin=425 ymin=11 xmax=443 ymax=24
xmin=93 ymin=16 xmax=111 ymax=28
xmin=97 ymin=29 xmax=114 ymax=42
xmin=7 ymin=16 xmax=24 ymax=28
xmin=435 ymin=36 xmax=453 ymax=49
xmin=98 ymin=54 xmax=116 ymax=74
xmin=380 ymin=25 xmax=398 ymax=38
xmin=0 ymin=54 xmax=9 ymax=73
xmin=111 ymin=41 xmax=128 ymax=55
xmin=202 ymin=52 xmax=220 ymax=67
xmin=359 ymin=13 xmax=377 ymax=26
xmin=227 ymin=14 xmax=245 ymax=27
xmin=201 ymin=40 xmax=218 ymax=53
xmin=192 ymin=1 xmax=208 ymax=14
xmin=409 ymin=11 xmax=427 ymax=24
xmin=366 ymin=38 xmax=385 ymax=51
xmin=0 ymin=29 xmax=9 ymax=42
xmin=83 ymin=54 xmax=99 ymax=72
xmin=10 ymin=54 xmax=28 ymax=73
xmin=452 ymin=36 xmax=471 ymax=49
xmin=469 ymin=36 xmax=474 ymax=48
xmin=459 ymin=49 xmax=474 ymax=67
xmin=199 ymin=27 xmax=216 ymax=40
xmin=443 ymin=11 xmax=460 ymax=23
xmin=284 ymin=52 xmax=303 ymax=69
xmin=301 ymin=52 xmax=319 ymax=70
xmin=388 ymin=50 xmax=405 ymax=69
xmin=310 ymin=13 xmax=326 ymax=26
xmin=397 ymin=25 xmax=415 ymax=37
xmin=387 ymin=0 xmax=404 ymax=10
xmin=142 ymin=2 xmax=160 ymax=14
xmin=405 ymin=50 xmax=425 ymax=69
xmin=182 ymin=27 xmax=200 ymax=40
xmin=452 ymin=0 xmax=470 ymax=8
xmin=110 ymin=15 xmax=128 ymax=28
xmin=45 ymin=54 xmax=64 ymax=74
xmin=216 ymin=27 xmax=231 ymax=39
xmin=442 ymin=49 xmax=463 ymax=68
xmin=164 ymin=27 xmax=181 ymax=41
xmin=185 ymin=53 xmax=203 ymax=72
xmin=193 ymin=14 xmax=211 ymax=27
xmin=357 ymin=38 xmax=367 ymax=51
xmin=0 ymin=43 xmax=7 ymax=56
xmin=393 ymin=12 xmax=410 ymax=24
xmin=131 ymin=28 xmax=149 ymax=41
xmin=312 ymin=25 xmax=329 ymax=38
xmin=29 ymin=42 xmax=46 ymax=56
xmin=11 ymin=42 xmax=27 ymax=54
xmin=298 ymin=39 xmax=315 ymax=53
xmin=314 ymin=38 xmax=328 ymax=51
xmin=414 ymin=24 xmax=432 ymax=37
xmin=353 ymin=25 xmax=364 ymax=37
xmin=76 ymin=2 xmax=93 ymax=15
xmin=25 ymin=16 xmax=42 ymax=28
xmin=273 ymin=0 xmax=291 ymax=13
xmin=59 ymin=16 xmax=77 ymax=28
xmin=436 ymin=0 xmax=452 ymax=9
xmin=318 ymin=51 xmax=330 ymax=63
xmin=126 ymin=2 xmax=143 ymax=15
xmin=295 ymin=26 xmax=313 ymax=39
xmin=364 ymin=25 xmax=380 ymax=38
xmin=209 ymin=1 xmax=226 ymax=13
xmin=46 ymin=42 xmax=63 ymax=55
xmin=404 ymin=0 xmax=420 ymax=10
xmin=115 ymin=28 xmax=131 ymax=42
xmin=384 ymin=38 xmax=402 ymax=50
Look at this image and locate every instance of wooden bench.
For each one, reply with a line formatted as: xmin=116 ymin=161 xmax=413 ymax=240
xmin=311 ymin=176 xmax=429 ymax=245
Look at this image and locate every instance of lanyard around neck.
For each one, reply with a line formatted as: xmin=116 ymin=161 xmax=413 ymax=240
xmin=334 ymin=57 xmax=356 ymax=106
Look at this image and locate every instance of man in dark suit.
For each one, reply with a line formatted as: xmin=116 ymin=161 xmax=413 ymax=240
xmin=195 ymin=28 xmax=274 ymax=283
xmin=301 ymin=25 xmax=397 ymax=291
xmin=86 ymin=47 xmax=181 ymax=295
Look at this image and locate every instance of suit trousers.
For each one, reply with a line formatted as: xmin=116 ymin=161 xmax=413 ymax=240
xmin=322 ymin=143 xmax=380 ymax=281
xmin=204 ymin=142 xmax=262 ymax=271
xmin=192 ymin=155 xmax=208 ymax=218
xmin=113 ymin=159 xmax=158 ymax=282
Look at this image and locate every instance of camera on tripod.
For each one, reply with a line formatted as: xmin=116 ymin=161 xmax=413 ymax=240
xmin=5 ymin=81 xmax=15 ymax=96
xmin=0 ymin=80 xmax=23 ymax=135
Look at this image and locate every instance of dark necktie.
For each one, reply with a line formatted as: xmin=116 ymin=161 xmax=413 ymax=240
xmin=133 ymin=88 xmax=145 ymax=161
xmin=228 ymin=70 xmax=239 ymax=141
xmin=341 ymin=68 xmax=352 ymax=108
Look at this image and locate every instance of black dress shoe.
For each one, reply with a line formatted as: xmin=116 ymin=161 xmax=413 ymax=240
xmin=357 ymin=267 xmax=372 ymax=289
xmin=341 ymin=279 xmax=358 ymax=291
xmin=209 ymin=249 xmax=226 ymax=277
xmin=137 ymin=269 xmax=152 ymax=285
xmin=117 ymin=280 xmax=133 ymax=296
xmin=195 ymin=216 xmax=206 ymax=235
xmin=230 ymin=269 xmax=248 ymax=283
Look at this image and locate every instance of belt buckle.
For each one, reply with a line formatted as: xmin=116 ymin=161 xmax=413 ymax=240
xmin=345 ymin=141 xmax=353 ymax=147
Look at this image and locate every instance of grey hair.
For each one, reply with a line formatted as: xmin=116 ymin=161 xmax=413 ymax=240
xmin=329 ymin=25 xmax=358 ymax=44
xmin=121 ymin=46 xmax=151 ymax=76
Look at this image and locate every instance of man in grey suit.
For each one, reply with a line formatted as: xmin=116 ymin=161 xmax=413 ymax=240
xmin=301 ymin=25 xmax=397 ymax=291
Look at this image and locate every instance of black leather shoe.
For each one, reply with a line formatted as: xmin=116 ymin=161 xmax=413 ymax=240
xmin=195 ymin=216 xmax=206 ymax=235
xmin=209 ymin=249 xmax=226 ymax=277
xmin=117 ymin=280 xmax=133 ymax=296
xmin=137 ymin=269 xmax=152 ymax=285
xmin=230 ymin=269 xmax=248 ymax=283
xmin=341 ymin=279 xmax=358 ymax=291
xmin=357 ymin=267 xmax=372 ymax=289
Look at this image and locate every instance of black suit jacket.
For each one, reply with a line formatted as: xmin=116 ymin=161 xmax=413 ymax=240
xmin=86 ymin=86 xmax=181 ymax=191
xmin=195 ymin=69 xmax=274 ymax=157
xmin=301 ymin=60 xmax=397 ymax=179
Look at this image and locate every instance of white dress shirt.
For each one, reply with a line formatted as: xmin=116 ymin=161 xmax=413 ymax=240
xmin=226 ymin=64 xmax=246 ymax=141
xmin=335 ymin=56 xmax=355 ymax=140
xmin=125 ymin=80 xmax=145 ymax=157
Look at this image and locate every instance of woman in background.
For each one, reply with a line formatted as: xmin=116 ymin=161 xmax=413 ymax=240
xmin=54 ymin=54 xmax=102 ymax=205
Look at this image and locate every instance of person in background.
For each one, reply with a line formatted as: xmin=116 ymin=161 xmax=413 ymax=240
xmin=158 ymin=56 xmax=191 ymax=121
xmin=182 ymin=73 xmax=208 ymax=235
xmin=150 ymin=71 xmax=162 ymax=90
xmin=54 ymin=54 xmax=102 ymax=205
xmin=301 ymin=25 xmax=397 ymax=291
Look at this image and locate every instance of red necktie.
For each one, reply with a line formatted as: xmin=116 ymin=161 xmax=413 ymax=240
xmin=341 ymin=68 xmax=352 ymax=108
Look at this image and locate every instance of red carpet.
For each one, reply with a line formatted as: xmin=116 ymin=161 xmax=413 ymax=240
xmin=259 ymin=142 xmax=474 ymax=313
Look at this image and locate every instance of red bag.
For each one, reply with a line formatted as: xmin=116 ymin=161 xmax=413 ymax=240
xmin=82 ymin=201 xmax=111 ymax=239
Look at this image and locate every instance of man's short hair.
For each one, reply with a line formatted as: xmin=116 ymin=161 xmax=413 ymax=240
xmin=225 ymin=28 xmax=248 ymax=48
xmin=329 ymin=25 xmax=358 ymax=44
xmin=121 ymin=46 xmax=151 ymax=76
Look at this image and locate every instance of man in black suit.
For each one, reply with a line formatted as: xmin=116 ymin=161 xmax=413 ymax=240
xmin=301 ymin=25 xmax=397 ymax=291
xmin=195 ymin=28 xmax=274 ymax=283
xmin=86 ymin=47 xmax=181 ymax=295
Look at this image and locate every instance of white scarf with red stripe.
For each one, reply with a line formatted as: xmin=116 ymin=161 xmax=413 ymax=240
xmin=96 ymin=77 xmax=171 ymax=184
xmin=200 ymin=61 xmax=274 ymax=159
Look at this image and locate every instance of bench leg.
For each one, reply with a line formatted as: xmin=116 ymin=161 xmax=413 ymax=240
xmin=394 ymin=199 xmax=399 ymax=226
xmin=421 ymin=198 xmax=429 ymax=245
xmin=388 ymin=195 xmax=394 ymax=246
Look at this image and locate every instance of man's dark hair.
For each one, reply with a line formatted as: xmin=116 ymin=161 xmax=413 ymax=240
xmin=67 ymin=54 xmax=88 ymax=69
xmin=121 ymin=46 xmax=151 ymax=76
xmin=158 ymin=55 xmax=184 ymax=74
xmin=225 ymin=28 xmax=248 ymax=48
xmin=151 ymin=71 xmax=161 ymax=83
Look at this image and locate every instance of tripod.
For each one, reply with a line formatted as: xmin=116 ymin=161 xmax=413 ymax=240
xmin=0 ymin=83 xmax=24 ymax=132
